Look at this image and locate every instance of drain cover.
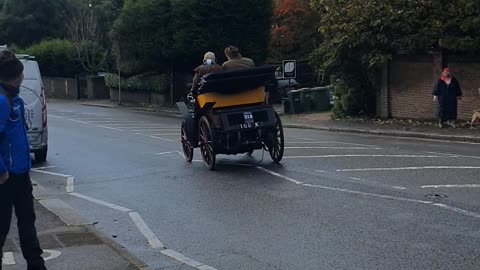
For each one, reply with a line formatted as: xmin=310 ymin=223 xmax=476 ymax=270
xmin=425 ymin=193 xmax=448 ymax=198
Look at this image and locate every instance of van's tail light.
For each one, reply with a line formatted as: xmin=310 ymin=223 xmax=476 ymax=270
xmin=41 ymin=87 xmax=47 ymax=128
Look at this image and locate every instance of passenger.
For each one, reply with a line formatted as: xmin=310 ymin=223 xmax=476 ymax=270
xmin=191 ymin=52 xmax=223 ymax=93
xmin=222 ymin=46 xmax=255 ymax=71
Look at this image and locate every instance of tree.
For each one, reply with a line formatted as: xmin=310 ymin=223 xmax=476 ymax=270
xmin=310 ymin=0 xmax=480 ymax=116
xmin=171 ymin=0 xmax=273 ymax=70
xmin=270 ymin=0 xmax=319 ymax=60
xmin=67 ymin=4 xmax=109 ymax=74
xmin=0 ymin=0 xmax=70 ymax=47
xmin=111 ymin=0 xmax=172 ymax=74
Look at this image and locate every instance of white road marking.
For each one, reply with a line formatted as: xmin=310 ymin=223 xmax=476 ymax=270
xmin=286 ymin=141 xmax=378 ymax=147
xmin=284 ymin=155 xmax=447 ymax=159
xmin=151 ymin=133 xmax=178 ymax=136
xmin=149 ymin=135 xmax=174 ymax=142
xmin=42 ymin=249 xmax=62 ymax=261
xmin=161 ymin=249 xmax=218 ymax=270
xmin=433 ymin=203 xmax=480 ymax=219
xmin=421 ymin=184 xmax=480 ymax=189
xmin=348 ymin=177 xmax=407 ymax=190
xmin=32 ymin=166 xmax=56 ymax=170
xmin=155 ymin=151 xmax=177 ymax=155
xmin=84 ymin=121 xmax=142 ymax=124
xmin=105 ymin=124 xmax=166 ymax=127
xmin=2 ymin=252 xmax=15 ymax=265
xmin=426 ymin=151 xmax=480 ymax=160
xmin=97 ymin=125 xmax=124 ymax=131
xmin=129 ymin=212 xmax=165 ymax=249
xmin=285 ymin=147 xmax=381 ymax=150
xmin=314 ymin=169 xmax=329 ymax=173
xmin=255 ymin=167 xmax=303 ymax=185
xmin=66 ymin=176 xmax=75 ymax=193
xmin=302 ymin=183 xmax=431 ymax=204
xmin=177 ymin=151 xmax=185 ymax=159
xmin=70 ymin=192 xmax=132 ymax=212
xmin=338 ymin=166 xmax=480 ymax=172
xmin=48 ymin=115 xmax=63 ymax=119
xmin=31 ymin=169 xmax=71 ymax=178
xmin=69 ymin=119 xmax=89 ymax=124
xmin=261 ymin=167 xmax=480 ymax=219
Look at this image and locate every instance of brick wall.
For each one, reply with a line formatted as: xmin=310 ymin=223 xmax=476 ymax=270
xmin=376 ymin=54 xmax=480 ymax=120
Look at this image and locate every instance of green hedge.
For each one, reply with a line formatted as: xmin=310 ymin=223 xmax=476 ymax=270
xmin=105 ymin=73 xmax=170 ymax=94
xmin=21 ymin=39 xmax=83 ymax=78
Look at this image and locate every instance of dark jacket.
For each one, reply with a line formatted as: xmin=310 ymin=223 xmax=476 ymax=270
xmin=222 ymin=57 xmax=255 ymax=72
xmin=432 ymin=77 xmax=462 ymax=121
xmin=0 ymin=83 xmax=31 ymax=175
xmin=192 ymin=63 xmax=223 ymax=92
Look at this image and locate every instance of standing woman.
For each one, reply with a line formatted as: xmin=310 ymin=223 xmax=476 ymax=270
xmin=433 ymin=68 xmax=463 ymax=128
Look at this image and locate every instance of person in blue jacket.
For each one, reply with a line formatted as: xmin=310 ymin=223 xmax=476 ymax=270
xmin=0 ymin=51 xmax=47 ymax=270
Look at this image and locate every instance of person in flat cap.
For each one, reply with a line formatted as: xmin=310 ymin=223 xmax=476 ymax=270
xmin=190 ymin=51 xmax=223 ymax=93
xmin=433 ymin=67 xmax=463 ymax=128
xmin=0 ymin=50 xmax=47 ymax=270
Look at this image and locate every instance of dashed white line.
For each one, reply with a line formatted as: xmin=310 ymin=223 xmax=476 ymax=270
xmin=337 ymin=166 xmax=480 ymax=172
xmin=284 ymin=155 xmax=447 ymax=159
xmin=48 ymin=115 xmax=64 ymax=119
xmin=286 ymin=141 xmax=378 ymax=147
xmin=421 ymin=184 xmax=480 ymax=189
xmin=151 ymin=134 xmax=178 ymax=136
xmin=348 ymin=177 xmax=407 ymax=190
xmin=70 ymin=192 xmax=132 ymax=212
xmin=2 ymin=252 xmax=15 ymax=265
xmin=426 ymin=151 xmax=480 ymax=160
xmin=161 ymin=249 xmax=218 ymax=270
xmin=255 ymin=167 xmax=303 ymax=185
xmin=129 ymin=212 xmax=165 ymax=249
xmin=70 ymin=119 xmax=89 ymax=124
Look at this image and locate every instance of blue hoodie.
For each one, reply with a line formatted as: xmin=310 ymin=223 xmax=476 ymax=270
xmin=0 ymin=84 xmax=31 ymax=175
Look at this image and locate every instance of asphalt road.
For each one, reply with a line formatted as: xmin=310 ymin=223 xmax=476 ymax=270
xmin=33 ymin=100 xmax=480 ymax=270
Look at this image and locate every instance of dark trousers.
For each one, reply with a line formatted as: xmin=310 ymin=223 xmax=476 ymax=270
xmin=0 ymin=174 xmax=46 ymax=270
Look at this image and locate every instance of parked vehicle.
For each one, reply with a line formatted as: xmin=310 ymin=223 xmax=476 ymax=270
xmin=17 ymin=55 xmax=48 ymax=162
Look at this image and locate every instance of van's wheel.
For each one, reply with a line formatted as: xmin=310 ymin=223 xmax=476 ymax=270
xmin=198 ymin=116 xmax=216 ymax=170
xmin=268 ymin=113 xmax=284 ymax=163
xmin=181 ymin=121 xmax=193 ymax=162
xmin=34 ymin=148 xmax=48 ymax=163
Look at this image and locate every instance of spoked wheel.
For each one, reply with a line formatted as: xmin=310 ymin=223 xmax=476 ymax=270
xmin=268 ymin=113 xmax=284 ymax=163
xmin=198 ymin=116 xmax=216 ymax=170
xmin=181 ymin=121 xmax=194 ymax=162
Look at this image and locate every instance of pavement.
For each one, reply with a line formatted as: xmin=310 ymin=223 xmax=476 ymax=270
xmin=79 ymin=99 xmax=480 ymax=143
xmin=23 ymin=100 xmax=480 ymax=270
xmin=2 ymin=172 xmax=144 ymax=270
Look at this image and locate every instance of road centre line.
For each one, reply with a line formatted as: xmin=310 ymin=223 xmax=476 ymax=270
xmin=257 ymin=166 xmax=480 ymax=219
xmin=31 ymin=169 xmax=71 ymax=178
xmin=161 ymin=249 xmax=218 ymax=270
xmin=129 ymin=212 xmax=165 ymax=249
xmin=103 ymin=124 xmax=167 ymax=126
xmin=433 ymin=203 xmax=480 ymax=219
xmin=155 ymin=151 xmax=178 ymax=155
xmin=70 ymin=192 xmax=132 ymax=212
xmin=33 ymin=166 xmax=56 ymax=170
xmin=149 ymin=135 xmax=174 ymax=142
xmin=421 ymin=184 xmax=480 ymax=189
xmin=66 ymin=176 xmax=75 ymax=193
xmin=151 ymin=134 xmax=178 ymax=136
xmin=337 ymin=166 xmax=480 ymax=172
xmin=348 ymin=177 xmax=407 ymax=190
xmin=283 ymin=154 xmax=449 ymax=159
xmin=69 ymin=119 xmax=89 ymax=124
xmin=256 ymin=167 xmax=304 ymax=185
xmin=48 ymin=115 xmax=63 ymax=119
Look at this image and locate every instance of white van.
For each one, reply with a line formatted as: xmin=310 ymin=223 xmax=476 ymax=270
xmin=17 ymin=55 xmax=48 ymax=162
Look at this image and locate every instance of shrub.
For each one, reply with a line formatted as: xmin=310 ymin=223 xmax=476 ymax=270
xmin=21 ymin=39 xmax=82 ymax=78
xmin=105 ymin=73 xmax=170 ymax=94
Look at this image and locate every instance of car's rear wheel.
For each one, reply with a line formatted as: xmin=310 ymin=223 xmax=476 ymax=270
xmin=34 ymin=147 xmax=48 ymax=163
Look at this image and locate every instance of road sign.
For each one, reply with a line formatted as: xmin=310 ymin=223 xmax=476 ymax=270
xmin=282 ymin=60 xmax=296 ymax=79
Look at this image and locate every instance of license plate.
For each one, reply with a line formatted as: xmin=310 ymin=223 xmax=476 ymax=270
xmin=27 ymin=133 xmax=42 ymax=145
xmin=243 ymin=112 xmax=254 ymax=124
xmin=240 ymin=122 xmax=261 ymax=129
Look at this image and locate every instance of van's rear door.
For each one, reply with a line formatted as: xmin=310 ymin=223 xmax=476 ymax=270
xmin=19 ymin=60 xmax=44 ymax=134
